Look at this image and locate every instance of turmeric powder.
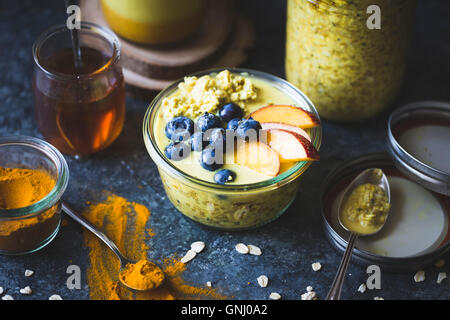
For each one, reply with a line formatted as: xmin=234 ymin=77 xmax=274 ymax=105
xmin=83 ymin=193 xmax=225 ymax=300
xmin=0 ymin=167 xmax=55 ymax=209
xmin=119 ymin=259 xmax=165 ymax=290
xmin=0 ymin=167 xmax=59 ymax=253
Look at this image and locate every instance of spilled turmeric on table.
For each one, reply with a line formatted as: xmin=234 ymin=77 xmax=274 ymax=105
xmin=0 ymin=167 xmax=59 ymax=253
xmin=82 ymin=193 xmax=224 ymax=300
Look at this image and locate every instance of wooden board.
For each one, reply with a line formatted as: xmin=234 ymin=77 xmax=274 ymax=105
xmin=80 ymin=0 xmax=254 ymax=96
xmin=123 ymin=15 xmax=255 ymax=93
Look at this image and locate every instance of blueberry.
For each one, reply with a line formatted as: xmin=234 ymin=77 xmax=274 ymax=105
xmin=226 ymin=118 xmax=241 ymax=131
xmin=200 ymin=146 xmax=223 ymax=171
xmin=165 ymin=117 xmax=194 ymax=141
xmin=164 ymin=142 xmax=190 ymax=161
xmin=205 ymin=128 xmax=226 ymax=147
xmin=219 ymin=103 xmax=244 ymax=122
xmin=214 ymin=169 xmax=236 ymax=185
xmin=190 ymin=132 xmax=208 ymax=152
xmin=236 ymin=117 xmax=262 ymax=140
xmin=196 ymin=112 xmax=222 ymax=132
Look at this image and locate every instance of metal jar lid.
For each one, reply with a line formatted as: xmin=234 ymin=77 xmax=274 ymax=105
xmin=321 ymin=153 xmax=450 ymax=272
xmin=387 ymin=101 xmax=450 ymax=196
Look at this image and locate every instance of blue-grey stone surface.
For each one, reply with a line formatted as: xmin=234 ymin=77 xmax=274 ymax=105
xmin=0 ymin=0 xmax=449 ymax=300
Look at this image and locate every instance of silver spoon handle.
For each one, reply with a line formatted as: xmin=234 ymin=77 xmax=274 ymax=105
xmin=62 ymin=201 xmax=127 ymax=264
xmin=64 ymin=0 xmax=83 ymax=69
xmin=326 ymin=232 xmax=359 ymax=300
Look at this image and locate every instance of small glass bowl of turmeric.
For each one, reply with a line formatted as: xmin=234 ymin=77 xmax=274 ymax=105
xmin=0 ymin=136 xmax=69 ymax=255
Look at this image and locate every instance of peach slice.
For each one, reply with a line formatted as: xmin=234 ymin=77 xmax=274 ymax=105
xmin=249 ymin=105 xmax=320 ymax=129
xmin=261 ymin=122 xmax=311 ymax=142
xmin=267 ymin=129 xmax=319 ymax=162
xmin=235 ymin=140 xmax=280 ymax=176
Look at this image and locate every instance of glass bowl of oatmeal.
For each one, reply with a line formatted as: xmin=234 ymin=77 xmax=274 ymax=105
xmin=143 ymin=68 xmax=322 ymax=230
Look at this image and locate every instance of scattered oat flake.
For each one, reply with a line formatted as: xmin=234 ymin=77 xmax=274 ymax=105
xmin=301 ymin=291 xmax=317 ymax=300
xmin=206 ymin=281 xmax=212 ymax=287
xmin=180 ymin=250 xmax=197 ymax=264
xmin=437 ymin=272 xmax=447 ymax=284
xmin=49 ymin=294 xmax=63 ymax=300
xmin=2 ymin=295 xmax=14 ymax=300
xmin=24 ymin=269 xmax=34 ymax=277
xmin=20 ymin=286 xmax=32 ymax=295
xmin=357 ymin=283 xmax=367 ymax=293
xmin=306 ymin=286 xmax=313 ymax=292
xmin=312 ymin=262 xmax=322 ymax=272
xmin=414 ymin=270 xmax=425 ymax=282
xmin=269 ymin=292 xmax=281 ymax=300
xmin=434 ymin=259 xmax=445 ymax=268
xmin=257 ymin=275 xmax=269 ymax=288
xmin=374 ymin=296 xmax=384 ymax=300
xmin=235 ymin=243 xmax=249 ymax=254
xmin=248 ymin=245 xmax=262 ymax=256
xmin=191 ymin=241 xmax=205 ymax=253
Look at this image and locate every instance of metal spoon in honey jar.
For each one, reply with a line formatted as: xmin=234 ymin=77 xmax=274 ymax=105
xmin=62 ymin=201 xmax=165 ymax=291
xmin=326 ymin=168 xmax=391 ymax=300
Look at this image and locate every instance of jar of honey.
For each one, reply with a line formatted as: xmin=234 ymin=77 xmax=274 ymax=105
xmin=101 ymin=0 xmax=207 ymax=45
xmin=32 ymin=22 xmax=126 ymax=156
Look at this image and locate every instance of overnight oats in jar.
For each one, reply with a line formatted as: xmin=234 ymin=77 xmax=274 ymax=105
xmin=286 ymin=0 xmax=417 ymax=122
xmin=32 ymin=22 xmax=126 ymax=156
xmin=144 ymin=69 xmax=322 ymax=230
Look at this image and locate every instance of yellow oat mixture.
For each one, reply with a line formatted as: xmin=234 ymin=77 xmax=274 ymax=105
xmin=161 ymin=70 xmax=257 ymax=121
xmin=286 ymin=0 xmax=416 ymax=122
xmin=340 ymin=183 xmax=390 ymax=235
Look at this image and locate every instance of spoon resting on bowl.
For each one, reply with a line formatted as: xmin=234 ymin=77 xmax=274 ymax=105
xmin=326 ymin=168 xmax=391 ymax=300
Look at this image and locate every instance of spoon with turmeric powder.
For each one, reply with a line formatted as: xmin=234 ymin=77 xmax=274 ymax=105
xmin=62 ymin=201 xmax=165 ymax=291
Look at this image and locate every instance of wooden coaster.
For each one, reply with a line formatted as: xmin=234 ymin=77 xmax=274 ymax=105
xmin=81 ymin=0 xmax=255 ymax=97
xmin=123 ymin=14 xmax=255 ymax=97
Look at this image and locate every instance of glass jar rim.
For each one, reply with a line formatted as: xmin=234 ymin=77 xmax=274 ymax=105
xmin=0 ymin=136 xmax=69 ymax=218
xmin=305 ymin=0 xmax=412 ymax=15
xmin=143 ymin=67 xmax=322 ymax=192
xmin=32 ymin=22 xmax=121 ymax=81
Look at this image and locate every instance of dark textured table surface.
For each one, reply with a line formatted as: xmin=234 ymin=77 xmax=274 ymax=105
xmin=0 ymin=0 xmax=449 ymax=300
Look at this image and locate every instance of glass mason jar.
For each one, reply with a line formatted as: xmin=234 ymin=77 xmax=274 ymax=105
xmin=32 ymin=22 xmax=126 ymax=156
xmin=286 ymin=0 xmax=417 ymax=122
xmin=101 ymin=0 xmax=207 ymax=45
xmin=0 ymin=136 xmax=69 ymax=255
xmin=143 ymin=68 xmax=322 ymax=230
